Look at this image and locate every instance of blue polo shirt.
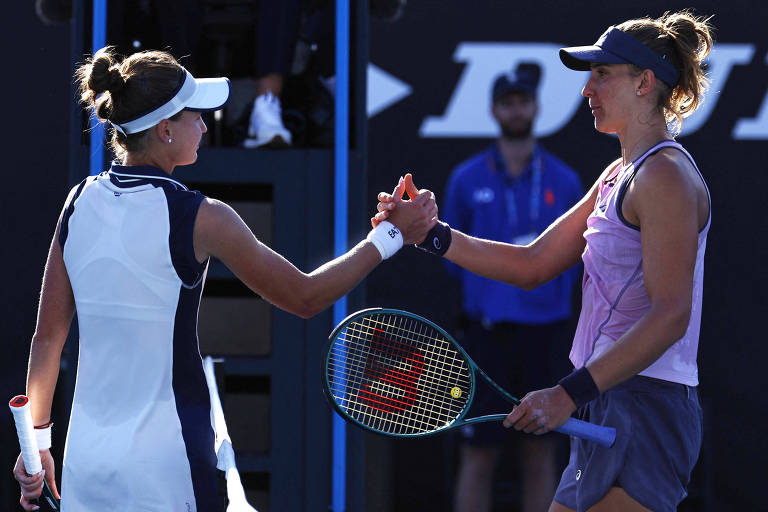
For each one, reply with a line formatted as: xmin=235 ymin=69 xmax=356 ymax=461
xmin=443 ymin=143 xmax=584 ymax=325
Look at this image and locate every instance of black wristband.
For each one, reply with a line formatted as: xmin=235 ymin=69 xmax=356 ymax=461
xmin=416 ymin=221 xmax=452 ymax=256
xmin=558 ymin=367 xmax=599 ymax=408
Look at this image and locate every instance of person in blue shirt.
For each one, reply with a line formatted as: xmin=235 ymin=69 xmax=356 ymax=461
xmin=443 ymin=62 xmax=584 ymax=512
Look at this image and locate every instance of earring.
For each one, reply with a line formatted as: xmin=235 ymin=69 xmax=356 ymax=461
xmin=168 ymin=138 xmax=173 ymax=143
xmin=636 ymin=91 xmax=642 ymax=96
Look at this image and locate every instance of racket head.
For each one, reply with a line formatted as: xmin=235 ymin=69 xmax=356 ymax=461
xmin=323 ymin=308 xmax=477 ymax=437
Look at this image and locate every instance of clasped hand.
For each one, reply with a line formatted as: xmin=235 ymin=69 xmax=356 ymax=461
xmin=372 ymin=173 xmax=437 ymax=245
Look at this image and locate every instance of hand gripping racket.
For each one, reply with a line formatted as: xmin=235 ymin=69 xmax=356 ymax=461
xmin=9 ymin=395 xmax=61 ymax=511
xmin=323 ymin=309 xmax=616 ymax=447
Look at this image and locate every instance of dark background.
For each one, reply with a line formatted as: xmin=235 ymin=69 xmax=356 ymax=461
xmin=1 ymin=2 xmax=72 ymax=508
xmin=2 ymin=1 xmax=767 ymax=510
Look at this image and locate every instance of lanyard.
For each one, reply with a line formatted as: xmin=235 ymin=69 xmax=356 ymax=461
xmin=504 ymin=152 xmax=543 ymax=233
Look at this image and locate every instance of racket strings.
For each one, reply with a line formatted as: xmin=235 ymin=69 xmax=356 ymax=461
xmin=327 ymin=338 xmax=466 ymax=430
xmin=332 ymin=326 xmax=470 ymax=399
xmin=331 ymin=320 xmax=470 ymax=413
xmin=327 ymin=313 xmax=473 ymax=434
xmin=363 ymin=314 xmax=470 ymax=433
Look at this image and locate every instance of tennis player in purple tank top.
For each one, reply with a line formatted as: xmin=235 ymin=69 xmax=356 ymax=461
xmin=375 ymin=11 xmax=714 ymax=512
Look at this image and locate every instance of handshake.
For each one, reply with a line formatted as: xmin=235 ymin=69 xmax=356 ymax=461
xmin=367 ymin=173 xmax=452 ymax=260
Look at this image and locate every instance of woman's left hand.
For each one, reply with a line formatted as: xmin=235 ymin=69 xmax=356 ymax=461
xmin=371 ymin=173 xmax=430 ymax=228
xmin=503 ymin=385 xmax=577 ymax=435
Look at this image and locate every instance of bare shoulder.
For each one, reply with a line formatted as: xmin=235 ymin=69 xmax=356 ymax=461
xmin=196 ymin=197 xmax=248 ymax=232
xmin=194 ymin=197 xmax=252 ymax=261
xmin=198 ymin=196 xmax=235 ymax=218
xmin=633 ymin=148 xmax=704 ymax=200
xmin=625 ymin=147 xmax=709 ymax=228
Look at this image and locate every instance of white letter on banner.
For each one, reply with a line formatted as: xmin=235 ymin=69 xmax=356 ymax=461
xmin=733 ymin=48 xmax=768 ymax=139
xmin=419 ymin=42 xmax=585 ymax=138
xmin=680 ymin=44 xmax=754 ymax=137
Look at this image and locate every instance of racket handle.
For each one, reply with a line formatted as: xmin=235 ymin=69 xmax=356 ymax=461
xmin=31 ymin=480 xmax=60 ymax=511
xmin=555 ymin=418 xmax=616 ymax=448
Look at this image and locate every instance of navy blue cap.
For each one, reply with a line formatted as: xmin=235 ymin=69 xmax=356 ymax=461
xmin=559 ymin=27 xmax=680 ymax=88
xmin=492 ymin=62 xmax=541 ymax=102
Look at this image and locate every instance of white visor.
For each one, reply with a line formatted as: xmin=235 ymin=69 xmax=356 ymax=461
xmin=111 ymin=68 xmax=230 ymax=135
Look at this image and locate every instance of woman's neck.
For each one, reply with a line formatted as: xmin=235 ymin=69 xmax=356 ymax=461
xmin=122 ymin=152 xmax=174 ymax=175
xmin=618 ymin=119 xmax=672 ymax=166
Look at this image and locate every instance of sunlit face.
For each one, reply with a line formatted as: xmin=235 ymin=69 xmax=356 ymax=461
xmin=168 ymin=110 xmax=207 ymax=166
xmin=581 ymin=63 xmax=638 ymax=134
xmin=491 ymin=92 xmax=538 ymax=139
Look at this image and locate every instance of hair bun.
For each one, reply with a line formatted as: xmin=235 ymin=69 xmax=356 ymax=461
xmin=106 ymin=67 xmax=125 ymax=94
xmin=87 ymin=51 xmax=125 ymax=95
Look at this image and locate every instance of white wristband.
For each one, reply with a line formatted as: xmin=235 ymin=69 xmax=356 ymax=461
xmin=366 ymin=221 xmax=404 ymax=260
xmin=35 ymin=426 xmax=52 ymax=451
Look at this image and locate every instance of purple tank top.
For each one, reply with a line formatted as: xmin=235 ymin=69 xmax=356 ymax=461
xmin=570 ymin=140 xmax=710 ymax=386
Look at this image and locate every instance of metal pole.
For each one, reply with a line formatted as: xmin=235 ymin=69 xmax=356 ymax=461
xmin=89 ymin=0 xmax=107 ymax=176
xmin=332 ymin=0 xmax=350 ymax=510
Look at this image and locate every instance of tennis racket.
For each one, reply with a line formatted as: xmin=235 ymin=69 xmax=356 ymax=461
xmin=9 ymin=395 xmax=61 ymax=511
xmin=323 ymin=308 xmax=616 ymax=447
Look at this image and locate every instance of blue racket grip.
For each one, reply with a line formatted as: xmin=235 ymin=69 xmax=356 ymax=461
xmin=555 ymin=418 xmax=616 ymax=447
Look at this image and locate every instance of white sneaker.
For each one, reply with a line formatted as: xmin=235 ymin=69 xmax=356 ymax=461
xmin=243 ymin=91 xmax=292 ymax=148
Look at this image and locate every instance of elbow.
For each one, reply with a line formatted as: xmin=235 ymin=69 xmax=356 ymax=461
xmin=270 ymin=277 xmax=327 ymax=319
xmin=284 ymin=297 xmax=318 ymax=319
xmin=512 ymin=246 xmax=547 ymax=290
xmin=295 ymin=302 xmax=322 ymax=319
xmin=517 ymin=275 xmax=543 ymax=291
xmin=516 ymin=264 xmax=548 ymax=290
xmin=291 ymin=292 xmax=328 ymax=319
xmin=669 ymin=307 xmax=693 ymax=340
xmin=30 ymin=331 xmax=66 ymax=352
xmin=655 ymin=301 xmax=693 ymax=341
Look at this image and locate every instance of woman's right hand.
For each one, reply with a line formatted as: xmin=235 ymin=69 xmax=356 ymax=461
xmin=371 ymin=174 xmax=433 ymax=229
xmin=373 ymin=174 xmax=437 ymax=244
xmin=14 ymin=450 xmax=60 ymax=511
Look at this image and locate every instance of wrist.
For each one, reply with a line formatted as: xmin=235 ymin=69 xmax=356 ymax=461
xmin=367 ymin=221 xmax=404 ymax=260
xmin=34 ymin=423 xmax=52 ymax=451
xmin=558 ymin=367 xmax=599 ymax=409
xmin=416 ymin=220 xmax=452 ymax=256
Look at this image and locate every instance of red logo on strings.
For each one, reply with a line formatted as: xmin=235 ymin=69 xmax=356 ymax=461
xmin=358 ymin=329 xmax=424 ymax=414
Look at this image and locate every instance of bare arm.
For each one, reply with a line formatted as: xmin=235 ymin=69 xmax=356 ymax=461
xmin=15 ymin=215 xmax=73 ymax=506
xmin=443 ymin=183 xmax=596 ymax=289
xmin=27 ymin=217 xmax=75 ymax=426
xmin=376 ymin=166 xmax=619 ymax=289
xmin=194 ymin=187 xmax=437 ymax=319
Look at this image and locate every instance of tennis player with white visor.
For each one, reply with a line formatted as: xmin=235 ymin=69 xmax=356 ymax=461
xmin=13 ymin=46 xmax=436 ymax=511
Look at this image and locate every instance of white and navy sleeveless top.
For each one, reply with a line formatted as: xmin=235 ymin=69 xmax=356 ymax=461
xmin=58 ymin=163 xmax=218 ymax=511
xmin=570 ymin=141 xmax=711 ymax=386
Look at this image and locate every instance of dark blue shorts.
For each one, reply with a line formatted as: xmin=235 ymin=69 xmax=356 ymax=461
xmin=553 ymin=375 xmax=703 ymax=511
xmin=458 ymin=319 xmax=573 ymax=445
